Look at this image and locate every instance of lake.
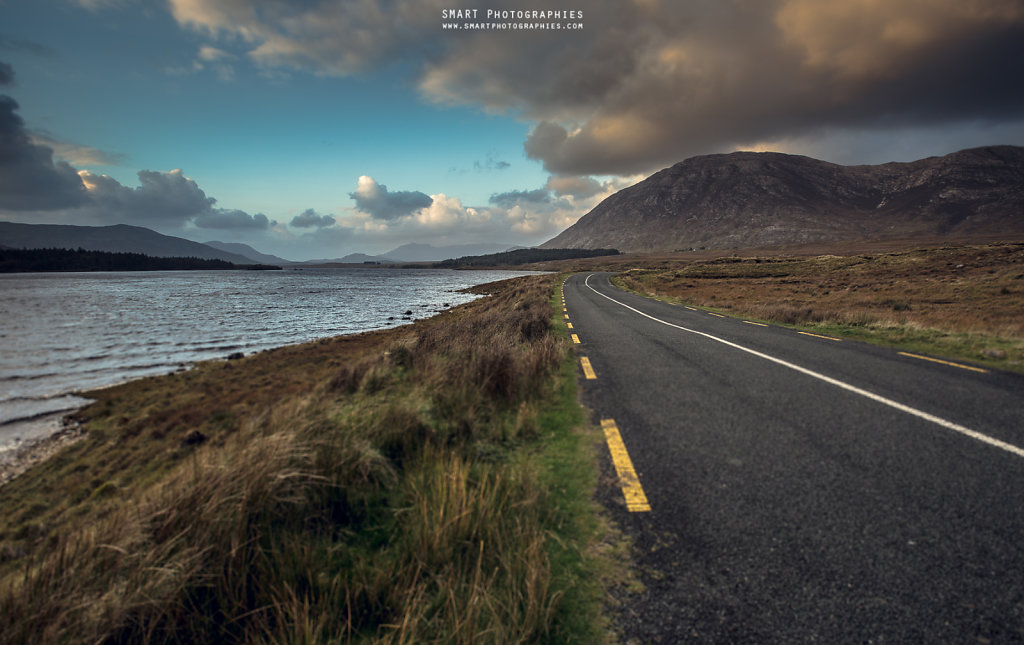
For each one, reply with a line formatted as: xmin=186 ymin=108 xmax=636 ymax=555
xmin=0 ymin=268 xmax=540 ymax=458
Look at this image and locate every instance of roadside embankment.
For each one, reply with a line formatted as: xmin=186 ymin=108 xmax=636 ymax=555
xmin=0 ymin=274 xmax=609 ymax=644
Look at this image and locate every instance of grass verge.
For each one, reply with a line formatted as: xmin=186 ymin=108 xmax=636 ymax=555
xmin=0 ymin=274 xmax=609 ymax=644
xmin=611 ymin=242 xmax=1024 ymax=372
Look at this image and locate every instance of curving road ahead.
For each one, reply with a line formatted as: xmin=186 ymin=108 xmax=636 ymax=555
xmin=564 ymin=272 xmax=1024 ymax=643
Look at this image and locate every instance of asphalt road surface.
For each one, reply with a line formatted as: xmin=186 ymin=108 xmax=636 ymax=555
xmin=564 ymin=272 xmax=1024 ymax=643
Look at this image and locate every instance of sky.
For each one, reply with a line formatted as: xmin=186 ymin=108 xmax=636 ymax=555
xmin=1 ymin=0 xmax=1023 ymax=261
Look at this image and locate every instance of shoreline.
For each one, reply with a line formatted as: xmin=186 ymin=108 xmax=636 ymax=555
xmin=0 ymin=414 xmax=87 ymax=487
xmin=0 ymin=270 xmax=545 ymax=487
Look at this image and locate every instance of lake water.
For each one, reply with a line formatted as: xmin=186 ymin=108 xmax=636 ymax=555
xmin=0 ymin=268 xmax=540 ymax=458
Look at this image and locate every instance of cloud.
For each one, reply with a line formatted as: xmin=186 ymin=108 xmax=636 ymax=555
xmin=168 ymin=0 xmax=1024 ymax=175
xmin=194 ymin=208 xmax=272 ymax=229
xmin=509 ymin=0 xmax=1024 ymax=174
xmin=80 ymin=168 xmax=215 ymax=222
xmin=29 ymin=130 xmax=126 ymax=166
xmin=290 ymin=208 xmax=336 ymax=228
xmin=195 ymin=45 xmax=236 ymax=81
xmin=0 ymin=61 xmax=13 ymax=87
xmin=545 ymin=175 xmax=603 ymax=199
xmin=349 ymin=175 xmax=432 ymax=220
xmin=474 ymin=153 xmax=511 ymax=172
xmin=332 ymin=172 xmax=641 ymax=251
xmin=69 ymin=168 xmax=273 ymax=230
xmin=0 ymin=95 xmax=268 ymax=230
xmin=168 ymin=0 xmax=447 ymax=76
xmin=198 ymin=45 xmax=232 ymax=62
xmin=0 ymin=95 xmax=89 ymax=210
xmin=489 ymin=188 xmax=551 ymax=208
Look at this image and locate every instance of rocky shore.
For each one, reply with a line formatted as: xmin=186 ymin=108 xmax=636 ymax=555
xmin=0 ymin=416 xmax=86 ymax=487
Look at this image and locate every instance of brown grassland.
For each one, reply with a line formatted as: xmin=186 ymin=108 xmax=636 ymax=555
xmin=0 ymin=274 xmax=613 ymax=644
xmin=542 ymin=240 xmax=1024 ymax=373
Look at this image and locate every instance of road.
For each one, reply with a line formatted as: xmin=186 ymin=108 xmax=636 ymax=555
xmin=564 ymin=272 xmax=1024 ymax=643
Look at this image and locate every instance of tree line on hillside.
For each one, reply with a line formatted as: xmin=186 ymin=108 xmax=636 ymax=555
xmin=436 ymin=247 xmax=619 ymax=267
xmin=0 ymin=247 xmax=281 ymax=273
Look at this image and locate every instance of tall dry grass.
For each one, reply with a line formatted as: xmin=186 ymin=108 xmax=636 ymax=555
xmin=615 ymin=243 xmax=1024 ymax=368
xmin=0 ymin=275 xmax=600 ymax=644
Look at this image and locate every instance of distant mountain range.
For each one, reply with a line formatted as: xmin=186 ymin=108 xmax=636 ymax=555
xmin=311 ymin=242 xmax=526 ymax=264
xmin=0 ymin=222 xmax=526 ymax=266
xmin=541 ymin=146 xmax=1024 ymax=252
xmin=0 ymin=223 xmax=257 ymax=264
xmin=205 ymin=241 xmax=292 ymax=266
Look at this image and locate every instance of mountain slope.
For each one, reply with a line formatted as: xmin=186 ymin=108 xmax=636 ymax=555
xmin=0 ymin=222 xmax=255 ymax=263
xmin=541 ymin=146 xmax=1024 ymax=252
xmin=205 ymin=240 xmax=292 ymax=265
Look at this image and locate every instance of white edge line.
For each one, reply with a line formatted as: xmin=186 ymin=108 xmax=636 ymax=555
xmin=583 ymin=274 xmax=1024 ymax=459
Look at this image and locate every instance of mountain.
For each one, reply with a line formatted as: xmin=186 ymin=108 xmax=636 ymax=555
xmin=381 ymin=242 xmax=523 ymax=262
xmin=0 ymin=222 xmax=256 ymax=264
xmin=300 ymin=253 xmax=397 ymax=264
xmin=205 ymin=240 xmax=293 ymax=265
xmin=541 ymin=146 xmax=1024 ymax=252
xmin=335 ymin=253 xmax=397 ymax=263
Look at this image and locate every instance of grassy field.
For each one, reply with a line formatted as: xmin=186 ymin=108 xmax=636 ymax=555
xmin=607 ymin=242 xmax=1024 ymax=372
xmin=0 ymin=274 xmax=613 ymax=644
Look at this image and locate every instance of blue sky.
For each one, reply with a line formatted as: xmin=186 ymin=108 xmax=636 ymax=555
xmin=2 ymin=1 xmax=1023 ymax=260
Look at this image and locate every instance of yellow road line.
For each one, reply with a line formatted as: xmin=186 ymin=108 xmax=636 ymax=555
xmin=708 ymin=312 xmax=726 ymax=318
xmin=564 ymin=314 xmax=570 ymax=319
xmin=743 ymin=320 xmax=768 ymax=327
xmin=567 ymin=322 xmax=574 ymax=329
xmin=898 ymin=351 xmax=988 ymax=374
xmin=798 ymin=331 xmax=841 ymax=342
xmin=580 ymin=356 xmax=597 ymax=379
xmin=601 ymin=419 xmax=651 ymax=512
xmin=685 ymin=306 xmax=698 ymax=311
xmin=571 ymin=334 xmax=581 ymax=344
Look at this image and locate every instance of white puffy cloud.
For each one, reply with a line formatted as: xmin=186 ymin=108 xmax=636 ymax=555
xmin=333 ymin=172 xmax=641 ymax=250
xmin=349 ymin=175 xmax=433 ymax=220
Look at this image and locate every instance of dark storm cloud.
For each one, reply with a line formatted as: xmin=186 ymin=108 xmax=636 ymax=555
xmin=170 ymin=0 xmax=1024 ymax=176
xmin=289 ymin=208 xmax=336 ymax=228
xmin=349 ymin=176 xmax=432 ymax=220
xmin=0 ymin=95 xmax=88 ymax=210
